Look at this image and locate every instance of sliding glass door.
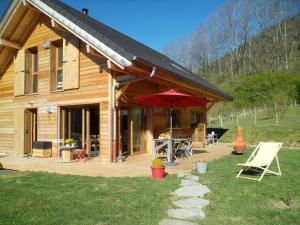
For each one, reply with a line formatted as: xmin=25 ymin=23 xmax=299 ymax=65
xmin=132 ymin=108 xmax=146 ymax=154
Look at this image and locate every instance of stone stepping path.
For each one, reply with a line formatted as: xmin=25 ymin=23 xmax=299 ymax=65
xmin=159 ymin=172 xmax=211 ymax=224
xmin=172 ymin=197 xmax=209 ymax=208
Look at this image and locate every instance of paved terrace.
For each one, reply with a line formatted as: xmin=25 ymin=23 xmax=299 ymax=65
xmin=0 ymin=144 xmax=232 ymax=177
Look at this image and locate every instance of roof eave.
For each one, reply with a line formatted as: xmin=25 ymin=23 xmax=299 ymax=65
xmin=133 ymin=56 xmax=233 ymax=101
xmin=26 ymin=0 xmax=132 ymax=69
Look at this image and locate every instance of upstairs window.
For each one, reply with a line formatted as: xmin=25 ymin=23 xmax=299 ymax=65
xmin=50 ymin=39 xmax=63 ymax=91
xmin=25 ymin=47 xmax=38 ymax=94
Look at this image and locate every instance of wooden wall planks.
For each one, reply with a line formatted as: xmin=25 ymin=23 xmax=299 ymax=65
xmin=0 ymin=15 xmax=111 ymax=160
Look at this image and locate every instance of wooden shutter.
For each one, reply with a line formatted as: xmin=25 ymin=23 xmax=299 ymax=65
xmin=25 ymin=50 xmax=32 ymax=94
xmin=50 ymin=42 xmax=56 ymax=91
xmin=14 ymin=108 xmax=25 ymax=154
xmin=63 ymin=37 xmax=79 ymax=90
xmin=14 ymin=49 xmax=26 ymax=96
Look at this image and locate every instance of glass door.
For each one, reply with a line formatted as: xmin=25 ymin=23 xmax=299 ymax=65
xmin=131 ymin=108 xmax=146 ymax=154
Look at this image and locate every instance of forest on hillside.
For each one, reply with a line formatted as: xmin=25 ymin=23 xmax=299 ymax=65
xmin=164 ymin=0 xmax=300 ymax=115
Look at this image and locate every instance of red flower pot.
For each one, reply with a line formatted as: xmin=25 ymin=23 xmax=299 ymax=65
xmin=151 ymin=166 xmax=165 ymax=179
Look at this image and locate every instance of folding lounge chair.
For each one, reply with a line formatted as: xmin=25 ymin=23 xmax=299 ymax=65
xmin=236 ymin=142 xmax=283 ymax=182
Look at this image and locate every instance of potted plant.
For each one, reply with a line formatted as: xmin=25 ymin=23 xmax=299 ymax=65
xmin=195 ymin=160 xmax=207 ymax=174
xmin=64 ymin=139 xmax=75 ymax=147
xmin=151 ymin=158 xmax=165 ymax=179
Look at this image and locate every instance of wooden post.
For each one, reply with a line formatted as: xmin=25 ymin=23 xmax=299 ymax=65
xmin=68 ymin=109 xmax=71 ymax=138
xmin=86 ymin=108 xmax=91 ymax=155
xmin=243 ymin=109 xmax=246 ymax=117
xmin=82 ymin=108 xmax=85 ymax=149
xmin=276 ymin=113 xmax=279 ymax=126
xmin=254 ymin=107 xmax=257 ymax=126
xmin=236 ymin=117 xmax=239 ymax=126
xmin=220 ymin=116 xmax=223 ymax=128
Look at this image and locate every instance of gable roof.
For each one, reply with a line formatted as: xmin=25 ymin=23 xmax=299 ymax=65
xmin=1 ymin=0 xmax=233 ymax=101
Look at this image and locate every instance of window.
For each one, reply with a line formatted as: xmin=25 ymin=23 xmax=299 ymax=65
xmin=191 ymin=111 xmax=204 ymax=127
xmin=50 ymin=40 xmax=63 ymax=91
xmin=168 ymin=109 xmax=181 ymax=128
xmin=25 ymin=47 xmax=38 ymax=94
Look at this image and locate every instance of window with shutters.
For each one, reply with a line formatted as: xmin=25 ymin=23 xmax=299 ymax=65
xmin=50 ymin=39 xmax=63 ymax=91
xmin=25 ymin=47 xmax=38 ymax=94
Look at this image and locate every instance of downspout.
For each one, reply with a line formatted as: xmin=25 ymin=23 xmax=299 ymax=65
xmin=112 ymin=66 xmax=156 ymax=162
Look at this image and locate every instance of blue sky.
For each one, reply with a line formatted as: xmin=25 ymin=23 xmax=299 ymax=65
xmin=62 ymin=0 xmax=225 ymax=52
xmin=0 ymin=0 xmax=225 ymax=52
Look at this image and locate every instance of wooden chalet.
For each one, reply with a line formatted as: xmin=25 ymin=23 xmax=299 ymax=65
xmin=0 ymin=0 xmax=232 ymax=162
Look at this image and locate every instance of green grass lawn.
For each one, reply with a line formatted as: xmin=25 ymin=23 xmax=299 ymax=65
xmin=0 ymin=173 xmax=179 ymax=225
xmin=217 ymin=106 xmax=300 ymax=147
xmin=1 ymin=149 xmax=299 ymax=225
xmin=198 ymin=148 xmax=300 ymax=225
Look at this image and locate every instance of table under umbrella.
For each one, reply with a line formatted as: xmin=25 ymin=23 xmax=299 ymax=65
xmin=135 ymin=89 xmax=207 ymax=165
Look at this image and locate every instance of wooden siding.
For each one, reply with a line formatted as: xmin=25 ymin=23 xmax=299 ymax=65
xmin=0 ymin=15 xmax=111 ymax=160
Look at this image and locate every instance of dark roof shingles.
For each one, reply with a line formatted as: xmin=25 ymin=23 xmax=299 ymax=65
xmin=41 ymin=0 xmax=232 ymax=100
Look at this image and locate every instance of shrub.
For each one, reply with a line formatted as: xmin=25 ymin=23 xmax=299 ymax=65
xmin=151 ymin=158 xmax=164 ymax=168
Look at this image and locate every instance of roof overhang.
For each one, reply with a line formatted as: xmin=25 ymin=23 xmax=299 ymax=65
xmin=132 ymin=57 xmax=233 ymax=101
xmin=26 ymin=0 xmax=132 ymax=69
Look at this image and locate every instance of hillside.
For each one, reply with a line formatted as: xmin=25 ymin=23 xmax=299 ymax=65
xmin=211 ymin=106 xmax=300 ymax=147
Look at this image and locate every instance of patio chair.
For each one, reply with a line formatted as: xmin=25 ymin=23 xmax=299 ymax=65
xmin=73 ymin=148 xmax=86 ymax=162
xmin=183 ymin=139 xmax=193 ymax=158
xmin=236 ymin=142 xmax=283 ymax=182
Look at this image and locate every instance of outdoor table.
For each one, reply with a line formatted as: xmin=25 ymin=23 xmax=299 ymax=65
xmin=152 ymin=138 xmax=192 ymax=164
xmin=60 ymin=146 xmax=77 ymax=162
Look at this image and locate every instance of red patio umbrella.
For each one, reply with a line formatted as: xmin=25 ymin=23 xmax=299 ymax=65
xmin=135 ymin=89 xmax=207 ymax=108
xmin=135 ymin=89 xmax=207 ymax=164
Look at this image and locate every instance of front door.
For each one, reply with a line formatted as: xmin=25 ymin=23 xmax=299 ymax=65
xmin=24 ymin=109 xmax=37 ymax=154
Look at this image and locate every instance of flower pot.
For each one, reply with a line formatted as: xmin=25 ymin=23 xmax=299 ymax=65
xmin=151 ymin=166 xmax=165 ymax=179
xmin=195 ymin=162 xmax=207 ymax=174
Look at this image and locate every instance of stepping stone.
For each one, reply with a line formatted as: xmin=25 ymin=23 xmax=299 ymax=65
xmin=167 ymin=208 xmax=206 ymax=220
xmin=180 ymin=179 xmax=199 ymax=186
xmin=159 ymin=218 xmax=198 ymax=225
xmin=185 ymin=174 xmax=199 ymax=181
xmin=177 ymin=172 xmax=191 ymax=178
xmin=175 ymin=184 xmax=211 ymax=197
xmin=173 ymin=197 xmax=209 ymax=208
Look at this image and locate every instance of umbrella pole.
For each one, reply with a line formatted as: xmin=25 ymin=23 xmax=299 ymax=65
xmin=167 ymin=107 xmax=173 ymax=163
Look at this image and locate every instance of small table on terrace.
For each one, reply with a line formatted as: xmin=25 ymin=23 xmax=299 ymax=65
xmin=152 ymin=138 xmax=192 ymax=165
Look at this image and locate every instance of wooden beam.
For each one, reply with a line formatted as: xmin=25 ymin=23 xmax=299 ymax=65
xmin=51 ymin=19 xmax=65 ymax=31
xmin=116 ymin=84 xmax=130 ymax=100
xmin=23 ymin=1 xmax=41 ymax=13
xmin=0 ymin=39 xmax=21 ymax=49
xmin=207 ymin=101 xmax=216 ymax=111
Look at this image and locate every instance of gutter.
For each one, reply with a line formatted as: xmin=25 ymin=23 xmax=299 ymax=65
xmin=111 ymin=66 xmax=156 ymax=162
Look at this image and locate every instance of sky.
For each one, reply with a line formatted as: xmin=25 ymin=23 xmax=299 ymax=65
xmin=0 ymin=0 xmax=225 ymax=52
xmin=61 ymin=0 xmax=225 ymax=52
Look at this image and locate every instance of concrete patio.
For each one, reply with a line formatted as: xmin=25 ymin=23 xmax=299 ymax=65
xmin=0 ymin=143 xmax=232 ymax=177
